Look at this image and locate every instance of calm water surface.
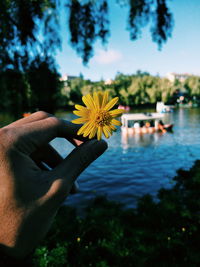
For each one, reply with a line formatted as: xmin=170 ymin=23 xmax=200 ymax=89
xmin=51 ymin=108 xmax=200 ymax=209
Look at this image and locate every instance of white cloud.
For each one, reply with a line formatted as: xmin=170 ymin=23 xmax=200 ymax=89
xmin=93 ymin=49 xmax=123 ymax=64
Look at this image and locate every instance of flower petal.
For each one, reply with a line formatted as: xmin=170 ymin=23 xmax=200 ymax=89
xmin=71 ymin=118 xmax=88 ymax=124
xmin=110 ymin=125 xmax=117 ymax=131
xmin=98 ymin=91 xmax=104 ymax=108
xmin=75 ymin=104 xmax=87 ymax=111
xmin=102 ymin=126 xmax=110 ymax=138
xmin=83 ymin=123 xmax=96 ymax=137
xmin=111 ymin=119 xmax=122 ymax=126
xmin=82 ymin=94 xmax=95 ymax=109
xmin=101 ymin=90 xmax=109 ymax=108
xmin=109 ymin=109 xmax=124 ymax=117
xmin=104 ymin=97 xmax=119 ymax=111
xmin=104 ymin=125 xmax=113 ymax=135
xmin=97 ymin=127 xmax=102 ymax=140
xmin=93 ymin=92 xmax=100 ymax=109
xmin=89 ymin=126 xmax=97 ymax=139
xmin=104 ymin=125 xmax=113 ymax=137
xmin=73 ymin=110 xmax=89 ymax=117
xmin=77 ymin=121 xmax=92 ymax=135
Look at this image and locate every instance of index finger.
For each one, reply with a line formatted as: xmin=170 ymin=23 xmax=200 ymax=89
xmin=13 ymin=117 xmax=88 ymax=155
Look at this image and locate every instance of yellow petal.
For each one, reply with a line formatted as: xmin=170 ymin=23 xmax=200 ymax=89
xmin=83 ymin=123 xmax=96 ymax=137
xmin=77 ymin=121 xmax=92 ymax=135
xmin=98 ymin=91 xmax=104 ymax=108
xmin=104 ymin=125 xmax=113 ymax=135
xmin=73 ymin=110 xmax=89 ymax=117
xmin=102 ymin=126 xmax=110 ymax=139
xmin=101 ymin=90 xmax=109 ymax=108
xmin=104 ymin=97 xmax=119 ymax=111
xmin=110 ymin=125 xmax=117 ymax=131
xmin=109 ymin=109 xmax=124 ymax=117
xmin=111 ymin=119 xmax=122 ymax=126
xmin=75 ymin=104 xmax=87 ymax=111
xmin=82 ymin=94 xmax=95 ymax=109
xmin=71 ymin=118 xmax=88 ymax=124
xmin=97 ymin=127 xmax=102 ymax=140
xmin=89 ymin=126 xmax=97 ymax=139
xmin=93 ymin=92 xmax=100 ymax=109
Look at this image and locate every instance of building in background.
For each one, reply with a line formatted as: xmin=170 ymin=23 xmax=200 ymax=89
xmin=59 ymin=74 xmax=78 ymax=86
xmin=166 ymin=72 xmax=191 ymax=82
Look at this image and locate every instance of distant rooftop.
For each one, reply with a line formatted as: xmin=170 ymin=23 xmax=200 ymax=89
xmin=59 ymin=74 xmax=78 ymax=82
xmin=166 ymin=72 xmax=192 ymax=82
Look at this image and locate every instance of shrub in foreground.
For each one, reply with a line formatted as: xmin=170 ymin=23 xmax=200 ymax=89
xmin=3 ymin=160 xmax=200 ymax=266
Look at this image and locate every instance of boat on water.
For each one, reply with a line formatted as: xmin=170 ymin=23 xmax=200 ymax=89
xmin=156 ymin=102 xmax=174 ymax=113
xmin=118 ymin=105 xmax=130 ymax=111
xmin=121 ymin=112 xmax=173 ymax=134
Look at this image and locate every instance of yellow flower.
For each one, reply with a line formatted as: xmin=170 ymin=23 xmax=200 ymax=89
xmin=72 ymin=91 xmax=124 ymax=140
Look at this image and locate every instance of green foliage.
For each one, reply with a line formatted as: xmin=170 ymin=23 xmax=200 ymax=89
xmin=0 ymin=0 xmax=60 ymax=71
xmin=0 ymin=56 xmax=61 ymax=118
xmin=27 ymin=56 xmax=61 ymax=113
xmin=0 ymin=69 xmax=30 ymax=117
xmin=59 ymin=72 xmax=200 ymax=109
xmin=0 ymin=0 xmax=175 ymax=116
xmin=1 ymin=0 xmax=173 ymax=70
xmin=28 ymin=160 xmax=200 ymax=266
xmin=184 ymin=76 xmax=200 ymax=97
xmin=33 ymin=244 xmax=68 ymax=267
xmin=2 ymin=70 xmax=200 ymax=118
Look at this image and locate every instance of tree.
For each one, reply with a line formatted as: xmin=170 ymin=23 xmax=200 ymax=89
xmin=27 ymin=56 xmax=61 ymax=113
xmin=0 ymin=0 xmax=60 ymax=71
xmin=1 ymin=0 xmax=174 ymax=69
xmin=0 ymin=0 xmax=174 ymax=116
xmin=0 ymin=69 xmax=30 ymax=116
xmin=184 ymin=76 xmax=200 ymax=97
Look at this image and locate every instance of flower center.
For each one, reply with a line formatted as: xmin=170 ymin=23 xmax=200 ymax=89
xmin=95 ymin=110 xmax=111 ymax=126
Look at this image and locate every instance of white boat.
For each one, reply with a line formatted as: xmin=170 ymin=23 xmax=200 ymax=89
xmin=156 ymin=102 xmax=174 ymax=113
xmin=121 ymin=112 xmax=168 ymax=134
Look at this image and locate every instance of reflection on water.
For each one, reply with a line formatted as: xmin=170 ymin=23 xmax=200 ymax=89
xmin=51 ymin=108 xmax=200 ymax=210
xmin=121 ymin=131 xmax=165 ymax=149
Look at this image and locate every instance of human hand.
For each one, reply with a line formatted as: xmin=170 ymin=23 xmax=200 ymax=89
xmin=0 ymin=111 xmax=107 ymax=258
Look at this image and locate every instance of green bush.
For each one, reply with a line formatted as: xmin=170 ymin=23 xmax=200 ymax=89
xmin=31 ymin=160 xmax=200 ymax=266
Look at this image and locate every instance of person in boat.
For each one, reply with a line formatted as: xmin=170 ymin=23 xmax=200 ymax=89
xmin=133 ymin=121 xmax=140 ymax=133
xmin=158 ymin=120 xmax=167 ymax=133
xmin=158 ymin=120 xmax=174 ymax=133
xmin=141 ymin=121 xmax=149 ymax=133
xmin=132 ymin=121 xmax=155 ymax=134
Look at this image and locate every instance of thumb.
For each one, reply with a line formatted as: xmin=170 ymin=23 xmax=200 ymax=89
xmin=48 ymin=139 xmax=107 ymax=197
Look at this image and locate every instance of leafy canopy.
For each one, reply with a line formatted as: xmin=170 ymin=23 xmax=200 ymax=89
xmin=0 ymin=0 xmax=173 ymax=69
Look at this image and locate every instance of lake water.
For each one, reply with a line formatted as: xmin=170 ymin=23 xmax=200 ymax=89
xmin=51 ymin=108 xmax=200 ymax=210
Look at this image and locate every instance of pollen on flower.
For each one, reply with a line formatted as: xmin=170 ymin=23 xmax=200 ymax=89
xmin=94 ymin=110 xmax=112 ymax=127
xmin=71 ymin=90 xmax=124 ymax=140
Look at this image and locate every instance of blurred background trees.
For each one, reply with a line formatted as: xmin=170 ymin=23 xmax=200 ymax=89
xmin=59 ymin=73 xmax=200 ymax=108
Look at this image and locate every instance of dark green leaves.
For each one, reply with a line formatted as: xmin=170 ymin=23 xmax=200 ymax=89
xmin=68 ymin=0 xmax=110 ymax=64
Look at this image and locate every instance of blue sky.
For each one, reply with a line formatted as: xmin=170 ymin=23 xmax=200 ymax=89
xmin=55 ymin=0 xmax=200 ymax=81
